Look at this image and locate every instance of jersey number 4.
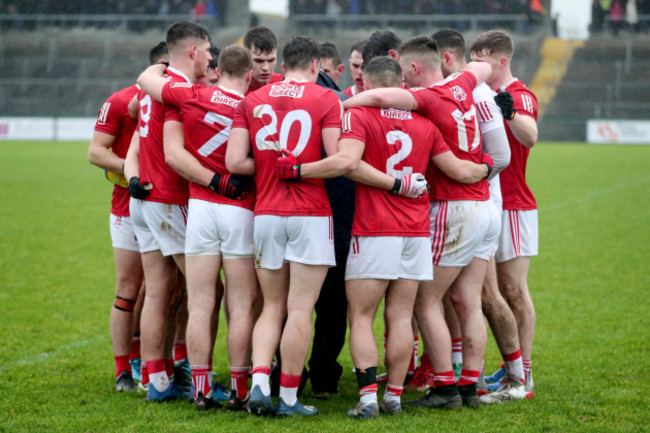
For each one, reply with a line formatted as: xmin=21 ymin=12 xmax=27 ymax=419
xmin=253 ymin=104 xmax=312 ymax=157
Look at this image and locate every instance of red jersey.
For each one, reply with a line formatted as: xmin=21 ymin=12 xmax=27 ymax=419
xmin=246 ymin=72 xmax=284 ymax=95
xmin=343 ymin=85 xmax=359 ymax=98
xmin=411 ymin=71 xmax=489 ymax=202
xmin=499 ymin=79 xmax=538 ymax=210
xmin=232 ymin=80 xmax=342 ymax=216
xmin=94 ymin=84 xmax=139 ymax=217
xmin=136 ymin=67 xmax=189 ymax=205
xmin=342 ymin=106 xmax=449 ymax=237
xmin=161 ymin=82 xmax=254 ymax=211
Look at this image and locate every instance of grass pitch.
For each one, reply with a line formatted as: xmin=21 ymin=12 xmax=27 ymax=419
xmin=0 ymin=141 xmax=648 ymax=432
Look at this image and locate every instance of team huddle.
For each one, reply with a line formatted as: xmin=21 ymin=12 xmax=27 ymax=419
xmin=88 ymin=20 xmax=539 ymax=418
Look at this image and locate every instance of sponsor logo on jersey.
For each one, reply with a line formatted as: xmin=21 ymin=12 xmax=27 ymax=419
xmin=450 ymin=86 xmax=467 ymax=102
xmin=171 ymin=82 xmax=193 ymax=88
xmin=210 ymin=90 xmax=241 ymax=108
xmin=270 ymin=83 xmax=305 ymax=99
xmin=380 ymin=108 xmax=412 ymax=120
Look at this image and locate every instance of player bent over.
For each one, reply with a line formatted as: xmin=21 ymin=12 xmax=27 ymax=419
xmin=287 ymin=57 xmax=491 ymax=418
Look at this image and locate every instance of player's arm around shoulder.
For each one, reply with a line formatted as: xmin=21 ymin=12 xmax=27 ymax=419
xmin=463 ymin=61 xmax=492 ymax=86
xmin=343 ymin=87 xmax=415 ymax=111
xmin=163 ymin=120 xmax=214 ymax=186
xmin=136 ymin=63 xmax=168 ymax=103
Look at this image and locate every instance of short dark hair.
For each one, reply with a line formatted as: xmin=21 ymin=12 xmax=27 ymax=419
xmin=362 ymin=30 xmax=401 ymax=64
xmin=282 ymin=36 xmax=320 ymax=71
xmin=398 ymin=35 xmax=439 ymax=64
xmin=363 ymin=56 xmax=402 ymax=88
xmin=165 ymin=20 xmax=211 ymax=51
xmin=208 ymin=44 xmax=221 ymax=69
xmin=243 ymin=26 xmax=277 ymax=54
xmin=319 ymin=42 xmax=342 ymax=67
xmin=470 ymin=30 xmax=514 ymax=58
xmin=431 ymin=29 xmax=466 ymax=60
xmin=149 ymin=41 xmax=169 ymax=65
xmin=218 ymin=45 xmax=253 ymax=77
xmin=350 ymin=39 xmax=366 ymax=55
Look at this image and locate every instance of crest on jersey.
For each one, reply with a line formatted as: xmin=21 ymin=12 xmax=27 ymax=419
xmin=450 ymin=86 xmax=467 ymax=102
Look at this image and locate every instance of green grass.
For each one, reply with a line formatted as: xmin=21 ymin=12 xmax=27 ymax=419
xmin=0 ymin=141 xmax=648 ymax=432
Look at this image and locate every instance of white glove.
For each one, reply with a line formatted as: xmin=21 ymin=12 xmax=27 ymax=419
xmin=392 ymin=172 xmax=427 ymax=198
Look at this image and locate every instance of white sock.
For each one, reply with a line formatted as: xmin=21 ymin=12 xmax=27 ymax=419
xmin=279 ymin=386 xmax=298 ymax=406
xmin=149 ymin=371 xmax=169 ymax=392
xmin=252 ymin=372 xmax=271 ymax=396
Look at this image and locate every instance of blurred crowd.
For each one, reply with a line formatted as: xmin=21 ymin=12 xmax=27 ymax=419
xmin=290 ymin=0 xmax=542 ymax=16
xmin=590 ymin=0 xmax=650 ymax=35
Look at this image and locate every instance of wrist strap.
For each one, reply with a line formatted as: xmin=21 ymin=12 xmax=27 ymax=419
xmin=391 ymin=178 xmax=401 ymax=195
xmin=482 ymin=163 xmax=492 ymax=179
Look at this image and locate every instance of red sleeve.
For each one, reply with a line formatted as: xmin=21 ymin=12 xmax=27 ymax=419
xmin=163 ymin=104 xmax=182 ymax=123
xmin=161 ymin=81 xmax=196 ymax=108
xmin=321 ymin=90 xmax=343 ymax=128
xmin=456 ymin=71 xmax=478 ymax=93
xmin=94 ymin=94 xmax=124 ymax=136
xmin=340 ymin=107 xmax=367 ymax=143
xmin=511 ymin=87 xmax=538 ymax=121
xmin=231 ymin=99 xmax=249 ymax=129
xmin=411 ymin=88 xmax=436 ymax=120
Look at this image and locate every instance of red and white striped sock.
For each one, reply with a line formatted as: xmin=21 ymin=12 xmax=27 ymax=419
xmin=433 ymin=370 xmax=456 ymax=387
xmin=504 ymin=349 xmax=525 ymax=384
xmin=279 ymin=373 xmax=301 ymax=406
xmin=384 ymin=384 xmax=403 ymax=404
xmin=457 ymin=369 xmax=480 ymax=386
xmin=523 ymin=359 xmax=532 ymax=380
xmin=451 ymin=338 xmax=463 ymax=365
xmin=359 ymin=383 xmax=378 ymax=405
xmin=408 ymin=336 xmax=419 ymax=375
xmin=231 ymin=366 xmax=249 ymax=399
xmin=191 ymin=365 xmax=212 ymax=399
xmin=251 ymin=366 xmax=271 ymax=396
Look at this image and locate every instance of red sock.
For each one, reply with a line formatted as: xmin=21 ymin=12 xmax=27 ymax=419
xmin=419 ymin=352 xmax=433 ymax=372
xmin=457 ymin=369 xmax=480 ymax=386
xmin=114 ymin=355 xmax=131 ymax=378
xmin=433 ymin=370 xmax=455 ymax=387
xmin=129 ymin=337 xmax=140 ymax=361
xmin=148 ymin=359 xmax=166 ymax=375
xmin=141 ymin=361 xmax=149 ymax=385
xmin=165 ymin=359 xmax=174 ymax=377
xmin=231 ymin=367 xmax=249 ymax=399
xmin=385 ymin=384 xmax=403 ymax=398
xmin=174 ymin=341 xmax=187 ymax=362
xmin=191 ymin=365 xmax=212 ymax=399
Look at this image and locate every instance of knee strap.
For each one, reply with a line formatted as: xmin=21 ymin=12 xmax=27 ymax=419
xmin=114 ymin=296 xmax=136 ymax=312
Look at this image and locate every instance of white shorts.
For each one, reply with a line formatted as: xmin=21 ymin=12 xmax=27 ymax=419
xmin=253 ymin=215 xmax=336 ymax=270
xmin=130 ymin=198 xmax=188 ymax=256
xmin=185 ymin=199 xmax=254 ymax=257
xmin=345 ymin=236 xmax=433 ymax=281
xmin=430 ymin=200 xmax=500 ymax=267
xmin=110 ymin=214 xmax=140 ymax=252
xmin=495 ymin=209 xmax=538 ymax=263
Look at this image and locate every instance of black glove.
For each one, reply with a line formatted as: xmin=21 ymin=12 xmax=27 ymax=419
xmin=209 ymin=173 xmax=253 ymax=200
xmin=128 ymin=176 xmax=151 ymax=199
xmin=494 ymin=90 xmax=516 ymax=120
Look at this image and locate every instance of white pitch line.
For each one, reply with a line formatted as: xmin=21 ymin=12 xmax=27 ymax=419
xmin=0 ymin=335 xmax=108 ymax=375
xmin=542 ymin=176 xmax=650 ymax=212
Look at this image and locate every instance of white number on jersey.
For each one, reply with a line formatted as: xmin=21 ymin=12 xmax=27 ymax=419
xmin=97 ymin=102 xmax=110 ymax=124
xmin=139 ymin=95 xmax=152 ymax=138
xmin=385 ymin=130 xmax=414 ymax=178
xmin=452 ymin=106 xmax=480 ymax=152
xmin=197 ymin=112 xmax=233 ymax=157
xmin=253 ymin=104 xmax=312 ymax=156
